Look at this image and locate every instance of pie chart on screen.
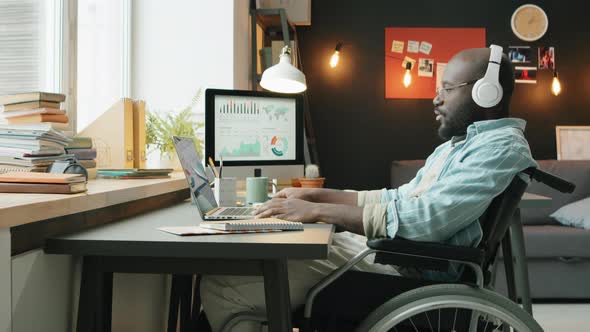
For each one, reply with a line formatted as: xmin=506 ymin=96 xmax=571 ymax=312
xmin=270 ymin=136 xmax=288 ymax=157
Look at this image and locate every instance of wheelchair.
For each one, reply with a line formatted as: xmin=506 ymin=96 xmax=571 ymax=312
xmin=207 ymin=167 xmax=575 ymax=332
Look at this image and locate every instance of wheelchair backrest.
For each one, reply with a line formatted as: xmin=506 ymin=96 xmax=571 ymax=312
xmin=477 ymin=172 xmax=529 ymax=272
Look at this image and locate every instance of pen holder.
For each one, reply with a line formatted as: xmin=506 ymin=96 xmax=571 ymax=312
xmin=214 ymin=177 xmax=237 ymax=207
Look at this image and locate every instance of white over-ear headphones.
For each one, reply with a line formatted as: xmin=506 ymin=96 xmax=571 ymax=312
xmin=471 ymin=44 xmax=503 ymax=108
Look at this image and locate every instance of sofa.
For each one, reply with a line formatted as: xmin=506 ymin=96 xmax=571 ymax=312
xmin=390 ymin=160 xmax=590 ymax=300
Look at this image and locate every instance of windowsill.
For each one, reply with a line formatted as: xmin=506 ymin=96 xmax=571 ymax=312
xmin=0 ymin=172 xmax=188 ymax=228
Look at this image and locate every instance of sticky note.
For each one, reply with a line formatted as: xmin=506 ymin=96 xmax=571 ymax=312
xmin=391 ymin=40 xmax=404 ymax=53
xmin=407 ymin=41 xmax=419 ymax=53
xmin=419 ymin=41 xmax=433 ymax=55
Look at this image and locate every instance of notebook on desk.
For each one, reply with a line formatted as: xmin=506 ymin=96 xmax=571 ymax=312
xmin=200 ymin=218 xmax=303 ymax=231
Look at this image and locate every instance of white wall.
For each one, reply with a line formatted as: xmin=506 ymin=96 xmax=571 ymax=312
xmin=131 ymin=0 xmax=245 ymax=113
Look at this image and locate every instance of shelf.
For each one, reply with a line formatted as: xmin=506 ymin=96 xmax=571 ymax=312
xmin=253 ymin=8 xmax=296 ymax=35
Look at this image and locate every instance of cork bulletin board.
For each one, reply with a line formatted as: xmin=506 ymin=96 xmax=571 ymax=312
xmin=385 ymin=27 xmax=486 ymax=99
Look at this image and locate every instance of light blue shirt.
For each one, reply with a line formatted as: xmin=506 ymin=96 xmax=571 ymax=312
xmin=382 ymin=118 xmax=537 ymax=279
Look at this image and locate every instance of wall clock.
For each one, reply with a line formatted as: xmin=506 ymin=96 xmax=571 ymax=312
xmin=511 ymin=4 xmax=548 ymax=42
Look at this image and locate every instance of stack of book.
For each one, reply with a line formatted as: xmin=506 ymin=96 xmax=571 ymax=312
xmin=0 ymin=124 xmax=72 ymax=173
xmin=0 ymin=92 xmax=69 ymax=130
xmin=0 ymin=172 xmax=87 ymax=194
xmin=65 ymin=137 xmax=97 ymax=179
xmin=0 ymin=92 xmax=72 ymax=174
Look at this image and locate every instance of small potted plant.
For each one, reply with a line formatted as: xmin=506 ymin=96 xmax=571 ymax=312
xmin=298 ymin=164 xmax=325 ymax=188
xmin=146 ymin=89 xmax=204 ymax=169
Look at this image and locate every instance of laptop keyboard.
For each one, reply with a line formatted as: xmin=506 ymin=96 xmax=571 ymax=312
xmin=218 ymin=207 xmax=256 ymax=216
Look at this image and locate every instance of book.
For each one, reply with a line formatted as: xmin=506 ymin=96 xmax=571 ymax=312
xmin=0 ymin=154 xmax=75 ymax=167
xmin=0 ymin=108 xmax=65 ymax=119
xmin=0 ymin=172 xmax=85 ymax=184
xmin=6 ymin=114 xmax=69 ymax=124
xmin=78 ymin=159 xmax=96 ymax=168
xmin=132 ymin=100 xmax=146 ymax=168
xmin=78 ymin=98 xmax=134 ymax=168
xmin=199 ymin=218 xmax=304 ymax=231
xmin=66 ymin=137 xmax=93 ymax=149
xmin=0 ymin=181 xmax=86 ymax=194
xmin=0 ymin=165 xmax=47 ymax=174
xmin=97 ymin=174 xmax=171 ymax=179
xmin=0 ymin=146 xmax=65 ymax=156
xmin=98 ymin=168 xmax=173 ymax=173
xmin=86 ymin=167 xmax=97 ymax=180
xmin=0 ymin=137 xmax=66 ymax=149
xmin=96 ymin=168 xmax=172 ymax=179
xmin=0 ymin=101 xmax=61 ymax=112
xmin=157 ymin=226 xmax=282 ymax=236
xmin=65 ymin=148 xmax=97 ymax=160
xmin=0 ymin=122 xmax=69 ymax=131
xmin=0 ymin=92 xmax=66 ymax=105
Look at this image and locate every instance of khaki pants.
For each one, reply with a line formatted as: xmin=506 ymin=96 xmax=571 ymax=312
xmin=201 ymin=232 xmax=399 ymax=332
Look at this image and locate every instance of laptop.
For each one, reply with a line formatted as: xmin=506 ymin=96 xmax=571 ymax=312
xmin=172 ymin=136 xmax=256 ymax=221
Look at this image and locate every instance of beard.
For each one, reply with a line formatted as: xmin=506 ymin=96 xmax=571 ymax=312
xmin=438 ymin=107 xmax=473 ymax=140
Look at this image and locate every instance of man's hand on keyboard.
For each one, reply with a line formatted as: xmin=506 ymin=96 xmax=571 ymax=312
xmin=271 ymin=188 xmax=318 ymax=202
xmin=254 ymin=198 xmax=318 ymax=223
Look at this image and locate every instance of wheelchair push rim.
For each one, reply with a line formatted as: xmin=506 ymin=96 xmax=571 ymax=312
xmin=357 ymin=284 xmax=543 ymax=332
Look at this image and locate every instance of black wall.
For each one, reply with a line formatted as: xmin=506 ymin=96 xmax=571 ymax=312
xmin=297 ymin=0 xmax=590 ymax=190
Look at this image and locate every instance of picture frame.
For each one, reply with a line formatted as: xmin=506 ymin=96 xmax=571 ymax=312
xmin=556 ymin=126 xmax=590 ymax=160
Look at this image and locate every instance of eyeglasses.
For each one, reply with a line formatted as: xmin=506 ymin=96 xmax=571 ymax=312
xmin=436 ymin=79 xmax=478 ymax=97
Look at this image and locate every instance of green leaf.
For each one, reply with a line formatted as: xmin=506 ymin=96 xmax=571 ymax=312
xmin=145 ymin=89 xmax=205 ymax=157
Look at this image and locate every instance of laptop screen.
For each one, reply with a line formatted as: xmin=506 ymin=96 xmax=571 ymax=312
xmin=173 ymin=136 xmax=218 ymax=218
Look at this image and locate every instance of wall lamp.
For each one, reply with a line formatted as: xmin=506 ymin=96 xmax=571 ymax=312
xmin=329 ymin=42 xmax=343 ymax=68
xmin=403 ymin=62 xmax=413 ymax=88
xmin=551 ymin=69 xmax=561 ymax=96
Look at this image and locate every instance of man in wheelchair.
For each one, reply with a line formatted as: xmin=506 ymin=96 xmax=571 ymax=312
xmin=201 ymin=45 xmax=539 ymax=331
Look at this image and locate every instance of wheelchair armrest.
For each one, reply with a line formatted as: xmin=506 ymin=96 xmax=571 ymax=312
xmin=367 ymin=237 xmax=485 ymax=267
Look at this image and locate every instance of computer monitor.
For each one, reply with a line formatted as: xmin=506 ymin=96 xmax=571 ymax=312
xmin=205 ymin=88 xmax=304 ymax=179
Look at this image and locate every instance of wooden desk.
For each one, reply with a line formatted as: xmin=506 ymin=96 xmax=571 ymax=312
xmin=0 ymin=172 xmax=188 ymax=229
xmin=45 ymin=201 xmax=335 ymax=332
xmin=1 ymin=174 xmax=189 ymax=331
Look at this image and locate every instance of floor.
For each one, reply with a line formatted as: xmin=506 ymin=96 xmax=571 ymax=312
xmin=533 ymin=304 xmax=590 ymax=331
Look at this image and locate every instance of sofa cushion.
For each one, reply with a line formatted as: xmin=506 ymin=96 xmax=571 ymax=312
xmin=550 ymin=197 xmax=590 ymax=230
xmin=521 ymin=225 xmax=590 ymax=258
xmin=522 ymin=160 xmax=590 ymax=226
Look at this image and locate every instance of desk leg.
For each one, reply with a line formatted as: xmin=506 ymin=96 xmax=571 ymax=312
xmin=510 ymin=208 xmax=533 ymax=315
xmin=77 ymin=257 xmax=113 ymax=332
xmin=263 ymin=259 xmax=292 ymax=332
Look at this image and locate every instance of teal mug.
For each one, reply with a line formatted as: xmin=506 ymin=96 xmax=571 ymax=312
xmin=246 ymin=177 xmax=275 ymax=204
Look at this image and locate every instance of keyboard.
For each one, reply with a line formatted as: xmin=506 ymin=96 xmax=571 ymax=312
xmin=217 ymin=207 xmax=256 ymax=216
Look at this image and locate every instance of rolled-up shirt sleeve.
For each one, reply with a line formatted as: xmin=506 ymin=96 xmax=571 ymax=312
xmin=361 ymin=162 xmax=428 ymax=239
xmin=384 ymin=146 xmax=535 ymax=241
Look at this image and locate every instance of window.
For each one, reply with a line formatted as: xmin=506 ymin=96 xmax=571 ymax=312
xmin=0 ymin=0 xmax=62 ymax=95
xmin=75 ymin=0 xmax=130 ymax=132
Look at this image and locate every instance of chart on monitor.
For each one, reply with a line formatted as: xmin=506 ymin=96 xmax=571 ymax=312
xmin=214 ymin=95 xmax=297 ymax=162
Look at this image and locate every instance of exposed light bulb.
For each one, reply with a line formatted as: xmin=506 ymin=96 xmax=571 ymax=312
xmin=403 ymin=62 xmax=412 ymax=88
xmin=329 ymin=42 xmax=343 ymax=69
xmin=330 ymin=51 xmax=340 ymax=68
xmin=552 ymin=71 xmax=561 ymax=96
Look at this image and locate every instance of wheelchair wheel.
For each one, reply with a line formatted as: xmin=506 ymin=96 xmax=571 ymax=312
xmin=355 ymin=284 xmax=543 ymax=332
